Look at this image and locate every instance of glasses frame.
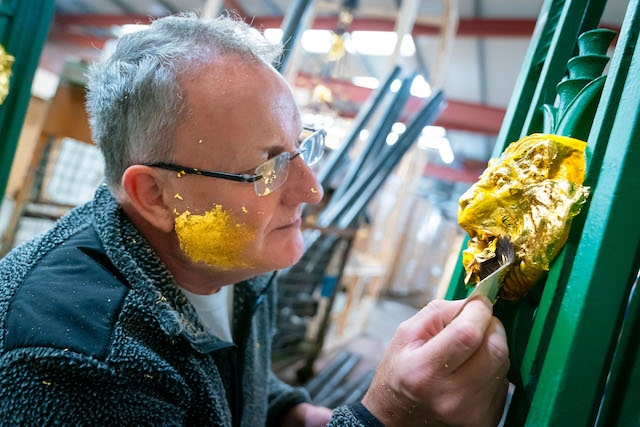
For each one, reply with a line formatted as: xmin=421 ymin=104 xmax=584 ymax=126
xmin=143 ymin=127 xmax=326 ymax=194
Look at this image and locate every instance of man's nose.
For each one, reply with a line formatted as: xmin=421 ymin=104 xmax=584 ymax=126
xmin=284 ymin=157 xmax=324 ymax=205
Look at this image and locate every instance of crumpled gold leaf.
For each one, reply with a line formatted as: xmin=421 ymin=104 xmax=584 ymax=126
xmin=458 ymin=133 xmax=590 ymax=301
xmin=0 ymin=44 xmax=14 ymax=105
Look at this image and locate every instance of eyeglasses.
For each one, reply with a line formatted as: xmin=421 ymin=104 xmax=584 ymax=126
xmin=145 ymin=128 xmax=326 ymax=197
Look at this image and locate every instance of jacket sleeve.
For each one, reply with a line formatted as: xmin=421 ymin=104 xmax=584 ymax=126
xmin=265 ymin=373 xmax=383 ymax=427
xmin=0 ymin=349 xmax=188 ymax=426
xmin=266 ymin=370 xmax=311 ymax=426
xmin=328 ymin=401 xmax=384 ymax=426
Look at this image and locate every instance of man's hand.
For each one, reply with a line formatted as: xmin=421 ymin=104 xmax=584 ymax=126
xmin=281 ymin=402 xmax=333 ymax=427
xmin=361 ymin=297 xmax=510 ymax=426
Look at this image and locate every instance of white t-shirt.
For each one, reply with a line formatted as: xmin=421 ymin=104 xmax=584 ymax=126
xmin=180 ymin=285 xmax=234 ymax=343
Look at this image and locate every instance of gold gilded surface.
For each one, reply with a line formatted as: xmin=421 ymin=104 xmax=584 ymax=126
xmin=458 ymin=133 xmax=590 ymax=301
xmin=0 ymin=44 xmax=14 ymax=105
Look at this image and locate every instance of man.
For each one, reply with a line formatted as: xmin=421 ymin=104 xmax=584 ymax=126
xmin=0 ymin=13 xmax=509 ymax=426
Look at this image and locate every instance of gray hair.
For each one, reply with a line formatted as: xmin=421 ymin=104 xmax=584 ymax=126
xmin=85 ymin=12 xmax=283 ymax=188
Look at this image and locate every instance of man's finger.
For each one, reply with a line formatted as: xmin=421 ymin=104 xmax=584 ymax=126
xmin=454 ymin=316 xmax=510 ymax=379
xmin=398 ymin=298 xmax=468 ymax=342
xmin=416 ymin=297 xmax=494 ymax=372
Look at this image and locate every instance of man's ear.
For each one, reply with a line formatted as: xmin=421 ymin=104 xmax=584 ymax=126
xmin=121 ymin=165 xmax=175 ymax=233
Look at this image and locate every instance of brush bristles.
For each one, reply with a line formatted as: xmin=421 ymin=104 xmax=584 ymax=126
xmin=477 ymin=237 xmax=515 ymax=280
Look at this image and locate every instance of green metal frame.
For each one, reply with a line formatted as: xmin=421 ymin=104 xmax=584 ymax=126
xmin=0 ymin=0 xmax=55 ymax=200
xmin=445 ymin=0 xmax=640 ymax=424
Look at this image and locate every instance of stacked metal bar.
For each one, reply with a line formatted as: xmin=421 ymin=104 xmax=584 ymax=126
xmin=302 ymin=350 xmax=375 ymax=409
xmin=273 ymin=66 xmax=446 ymax=380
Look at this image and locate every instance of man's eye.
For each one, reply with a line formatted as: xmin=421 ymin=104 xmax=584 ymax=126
xmin=298 ymin=129 xmax=313 ymax=145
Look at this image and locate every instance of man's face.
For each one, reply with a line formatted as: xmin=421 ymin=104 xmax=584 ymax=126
xmin=164 ymin=57 xmax=324 ymax=275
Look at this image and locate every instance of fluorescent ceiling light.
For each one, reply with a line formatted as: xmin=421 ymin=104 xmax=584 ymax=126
xmin=263 ymin=28 xmax=283 ymax=43
xmin=352 ymin=76 xmax=380 ymax=89
xmin=418 ymin=134 xmax=455 ymax=164
xmin=301 ymin=30 xmax=334 ymax=54
xmin=263 ymin=28 xmax=415 ymax=57
xmin=111 ymin=24 xmax=148 ymax=37
xmin=418 ymin=135 xmax=447 ymax=150
xmin=350 ymin=31 xmax=415 ymax=56
xmin=400 ymin=34 xmax=416 ymax=56
xmin=265 ymin=29 xmax=336 ymax=54
xmin=390 ymin=79 xmax=402 ymax=92
xmin=421 ymin=125 xmax=447 ymax=138
xmin=386 ymin=132 xmax=400 ymax=146
xmin=439 ymin=143 xmax=455 ymax=164
xmin=391 ymin=122 xmax=406 ymax=134
xmin=410 ymin=74 xmax=432 ymax=98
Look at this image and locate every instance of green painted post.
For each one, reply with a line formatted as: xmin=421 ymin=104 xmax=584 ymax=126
xmin=525 ymin=2 xmax=640 ymax=422
xmin=0 ymin=0 xmax=55 ymax=200
xmin=597 ymin=274 xmax=640 ymax=426
xmin=444 ymin=0 xmax=640 ymax=424
xmin=596 ymin=276 xmax=640 ymax=426
xmin=517 ymin=1 xmax=640 ymax=396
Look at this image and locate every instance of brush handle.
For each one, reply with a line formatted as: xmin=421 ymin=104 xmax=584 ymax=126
xmin=468 ymin=262 xmax=511 ymax=302
xmin=452 ymin=262 xmax=511 ymax=319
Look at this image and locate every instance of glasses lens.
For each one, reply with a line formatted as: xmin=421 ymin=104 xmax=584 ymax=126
xmin=299 ymin=129 xmax=326 ymax=166
xmin=254 ymin=152 xmax=291 ymax=196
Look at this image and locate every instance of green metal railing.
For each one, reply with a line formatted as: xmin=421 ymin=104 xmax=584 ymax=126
xmin=0 ymin=0 xmax=55 ymax=200
xmin=445 ymin=0 xmax=640 ymax=425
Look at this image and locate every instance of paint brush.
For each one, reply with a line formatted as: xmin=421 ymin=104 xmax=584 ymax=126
xmin=467 ymin=237 xmax=516 ymax=303
xmin=451 ymin=237 xmax=516 ymax=321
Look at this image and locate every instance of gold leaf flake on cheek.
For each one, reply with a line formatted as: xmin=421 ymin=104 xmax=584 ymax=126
xmin=241 ymin=206 xmax=248 ymax=213
xmin=174 ymin=193 xmax=183 ymax=200
xmin=310 ymin=187 xmax=318 ymax=193
xmin=198 ymin=139 xmax=203 ymax=144
xmin=177 ymin=170 xmax=186 ymax=178
xmin=174 ymin=204 xmax=257 ymax=270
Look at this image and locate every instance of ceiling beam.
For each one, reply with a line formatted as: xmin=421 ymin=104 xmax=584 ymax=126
xmin=295 ymin=73 xmax=505 ymax=134
xmin=222 ymin=0 xmax=247 ymax=16
xmin=39 ymin=36 xmax=506 ymax=134
xmin=53 ymin=13 xmax=546 ymax=37
xmin=252 ymin=16 xmax=539 ymax=37
xmin=53 ymin=14 xmax=156 ymax=27
xmin=47 ymin=28 xmax=108 ymax=49
xmin=49 ymin=11 xmax=513 ymax=135
xmin=424 ymin=162 xmax=487 ymax=183
xmin=436 ymin=99 xmax=504 ymax=134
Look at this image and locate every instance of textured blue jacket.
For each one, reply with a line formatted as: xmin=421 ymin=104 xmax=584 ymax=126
xmin=0 ymin=185 xmax=367 ymax=426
